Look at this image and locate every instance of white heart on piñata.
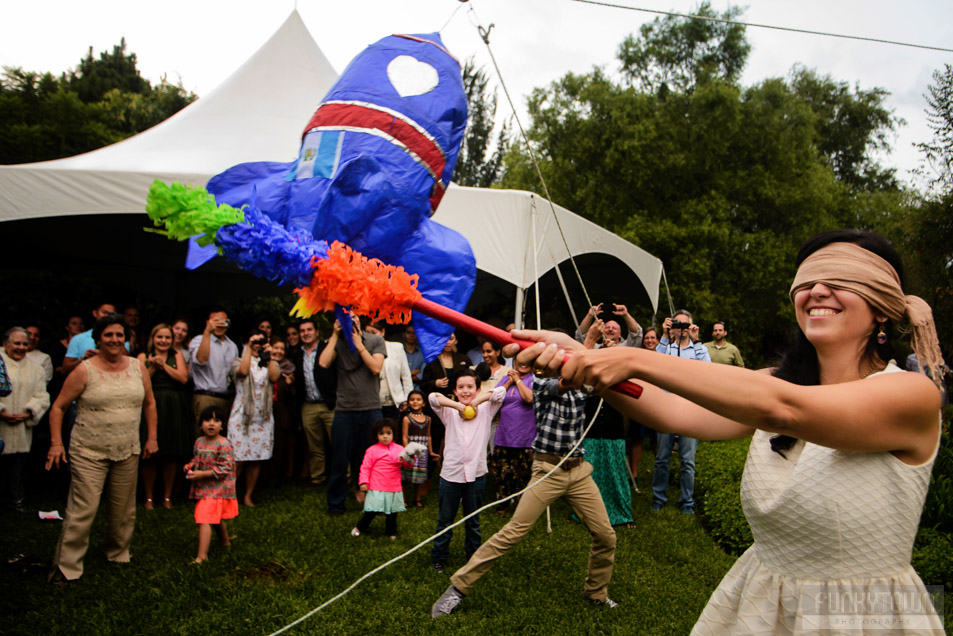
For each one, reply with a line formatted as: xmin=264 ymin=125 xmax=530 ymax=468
xmin=387 ymin=55 xmax=439 ymax=97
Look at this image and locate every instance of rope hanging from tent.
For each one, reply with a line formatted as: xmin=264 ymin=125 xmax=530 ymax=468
xmin=462 ymin=1 xmax=676 ymax=325
xmin=463 ymin=3 xmax=596 ymax=324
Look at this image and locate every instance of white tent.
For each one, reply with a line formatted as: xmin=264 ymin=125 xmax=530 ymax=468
xmin=0 ymin=11 xmax=662 ymax=322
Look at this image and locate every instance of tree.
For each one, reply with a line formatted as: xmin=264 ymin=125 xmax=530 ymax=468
xmin=617 ymin=2 xmax=750 ymax=94
xmin=789 ymin=66 xmax=900 ymax=190
xmin=62 ymin=38 xmax=149 ymax=103
xmin=501 ymin=17 xmax=905 ymax=366
xmin=0 ymin=40 xmax=196 ymax=164
xmin=917 ymin=63 xmax=953 ymax=190
xmin=452 ymin=58 xmax=509 ymax=188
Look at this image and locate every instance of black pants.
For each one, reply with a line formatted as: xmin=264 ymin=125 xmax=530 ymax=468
xmin=356 ymin=511 xmax=397 ymax=536
xmin=0 ymin=452 xmax=27 ymax=511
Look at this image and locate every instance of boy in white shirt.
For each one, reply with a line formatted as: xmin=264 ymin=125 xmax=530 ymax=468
xmin=429 ymin=368 xmax=505 ymax=572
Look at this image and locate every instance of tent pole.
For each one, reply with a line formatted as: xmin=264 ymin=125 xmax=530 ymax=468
xmin=514 ymin=287 xmax=524 ymax=330
xmin=553 ymin=261 xmax=579 ymax=329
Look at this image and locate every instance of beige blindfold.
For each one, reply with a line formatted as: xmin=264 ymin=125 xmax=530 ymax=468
xmin=789 ymin=242 xmax=945 ymax=388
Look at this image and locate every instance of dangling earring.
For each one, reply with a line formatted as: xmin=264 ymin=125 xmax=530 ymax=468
xmin=876 ymin=322 xmax=887 ymax=345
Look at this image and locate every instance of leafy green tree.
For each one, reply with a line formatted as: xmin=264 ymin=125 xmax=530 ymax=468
xmin=0 ymin=40 xmax=196 ymax=164
xmin=501 ymin=11 xmax=905 ymax=366
xmin=617 ymin=2 xmax=750 ymax=94
xmin=918 ymin=63 xmax=953 ymax=190
xmin=62 ymin=38 xmax=150 ymax=103
xmin=452 ymin=58 xmax=509 ymax=187
xmin=789 ymin=66 xmax=900 ymax=190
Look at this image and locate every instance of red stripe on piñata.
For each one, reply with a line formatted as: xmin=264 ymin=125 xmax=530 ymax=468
xmin=304 ymin=103 xmax=446 ymax=187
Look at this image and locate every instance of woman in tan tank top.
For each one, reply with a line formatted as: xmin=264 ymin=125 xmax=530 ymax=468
xmin=45 ymin=313 xmax=157 ymax=583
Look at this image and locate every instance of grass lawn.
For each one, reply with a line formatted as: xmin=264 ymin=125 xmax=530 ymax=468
xmin=0 ymin=463 xmax=736 ymax=635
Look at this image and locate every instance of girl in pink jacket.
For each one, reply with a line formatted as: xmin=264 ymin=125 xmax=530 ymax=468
xmin=351 ymin=418 xmax=422 ymax=539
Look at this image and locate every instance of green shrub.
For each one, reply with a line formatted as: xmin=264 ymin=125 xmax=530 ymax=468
xmin=920 ymin=424 xmax=953 ymax=532
xmin=695 ymin=437 xmax=753 ymax=555
xmin=912 ymin=526 xmax=953 ymax=627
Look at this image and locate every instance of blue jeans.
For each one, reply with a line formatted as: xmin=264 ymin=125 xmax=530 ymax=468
xmin=431 ymin=476 xmax=485 ymax=564
xmin=327 ymin=409 xmax=381 ymax=513
xmin=652 ymin=433 xmax=698 ymax=510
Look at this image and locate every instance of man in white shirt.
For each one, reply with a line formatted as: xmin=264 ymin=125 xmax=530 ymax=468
xmin=189 ymin=308 xmax=238 ymax=432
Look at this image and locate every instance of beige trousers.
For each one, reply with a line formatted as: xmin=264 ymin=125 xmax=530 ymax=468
xmin=450 ymin=459 xmax=616 ymax=601
xmin=52 ymin=452 xmax=139 ymax=580
xmin=301 ymin=401 xmax=335 ymax=484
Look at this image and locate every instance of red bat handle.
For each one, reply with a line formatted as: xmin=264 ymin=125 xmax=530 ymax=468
xmin=412 ymin=297 xmax=643 ymax=399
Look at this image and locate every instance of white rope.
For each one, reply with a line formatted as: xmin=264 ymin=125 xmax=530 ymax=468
xmin=268 ymin=398 xmax=604 ymax=635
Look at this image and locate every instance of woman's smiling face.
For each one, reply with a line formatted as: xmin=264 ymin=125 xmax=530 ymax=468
xmin=794 ymin=282 xmax=880 ymax=349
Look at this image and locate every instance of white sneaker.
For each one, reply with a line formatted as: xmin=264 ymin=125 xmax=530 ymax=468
xmin=431 ymin=585 xmax=465 ymax=618
xmin=583 ymin=593 xmax=619 ymax=609
xmin=350 ymin=527 xmax=360 ymax=537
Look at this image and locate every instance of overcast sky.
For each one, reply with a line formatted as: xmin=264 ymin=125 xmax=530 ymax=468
xmin=3 ymin=0 xmax=952 ymax=188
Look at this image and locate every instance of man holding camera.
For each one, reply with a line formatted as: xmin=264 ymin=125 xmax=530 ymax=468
xmin=190 ymin=307 xmax=238 ymax=432
xmin=652 ymin=310 xmax=710 ymax=514
xmin=575 ymin=303 xmax=643 ymax=348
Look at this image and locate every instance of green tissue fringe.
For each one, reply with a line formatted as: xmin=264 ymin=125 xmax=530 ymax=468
xmin=145 ymin=180 xmax=245 ymax=246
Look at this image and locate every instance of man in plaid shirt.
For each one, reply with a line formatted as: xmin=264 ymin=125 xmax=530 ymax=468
xmin=432 ymin=375 xmax=618 ymax=617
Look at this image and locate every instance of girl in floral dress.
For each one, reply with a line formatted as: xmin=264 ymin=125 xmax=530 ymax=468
xmin=185 ymin=406 xmax=237 ymax=564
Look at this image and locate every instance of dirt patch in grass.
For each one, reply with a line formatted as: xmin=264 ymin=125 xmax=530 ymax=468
xmin=231 ymin=561 xmax=299 ymax=584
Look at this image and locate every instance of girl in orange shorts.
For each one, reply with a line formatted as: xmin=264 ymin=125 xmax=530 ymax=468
xmin=184 ymin=405 xmax=238 ymax=564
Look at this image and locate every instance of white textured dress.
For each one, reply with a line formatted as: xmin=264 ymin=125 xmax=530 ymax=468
xmin=693 ymin=365 xmax=944 ymax=635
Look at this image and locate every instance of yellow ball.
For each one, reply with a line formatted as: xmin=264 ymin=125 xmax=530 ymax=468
xmin=463 ymin=405 xmax=476 ymax=420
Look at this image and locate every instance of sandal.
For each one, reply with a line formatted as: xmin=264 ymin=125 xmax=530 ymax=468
xmin=144 ymin=498 xmax=154 ymax=510
xmin=162 ymin=498 xmax=172 ymax=509
xmin=416 ymin=501 xmax=424 ymax=508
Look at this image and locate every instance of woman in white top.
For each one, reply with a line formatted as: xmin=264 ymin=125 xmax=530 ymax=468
xmin=512 ymin=229 xmax=945 ymax=634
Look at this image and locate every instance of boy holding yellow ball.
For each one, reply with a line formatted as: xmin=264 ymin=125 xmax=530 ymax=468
xmin=429 ymin=368 xmax=505 ymax=572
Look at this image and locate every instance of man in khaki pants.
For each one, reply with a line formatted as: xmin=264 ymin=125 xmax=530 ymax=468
xmin=432 ymin=376 xmax=617 ymax=617
xmin=293 ymin=319 xmax=336 ymax=486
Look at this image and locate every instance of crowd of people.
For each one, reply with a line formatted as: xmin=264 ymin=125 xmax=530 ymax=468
xmin=0 ymin=230 xmax=947 ymax=631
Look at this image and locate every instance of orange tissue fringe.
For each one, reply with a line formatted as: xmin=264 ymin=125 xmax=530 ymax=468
xmin=291 ymin=241 xmax=422 ymax=323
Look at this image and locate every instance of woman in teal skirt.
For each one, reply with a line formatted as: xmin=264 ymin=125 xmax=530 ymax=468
xmin=580 ymin=395 xmax=634 ymax=527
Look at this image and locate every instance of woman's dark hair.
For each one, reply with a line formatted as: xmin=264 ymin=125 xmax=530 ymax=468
xmin=770 ymin=230 xmax=904 ymax=457
xmin=92 ymin=313 xmax=127 ymax=343
xmin=372 ymin=417 xmax=398 ymax=440
xmin=199 ymin=405 xmax=228 ymax=424
xmin=481 ymin=339 xmax=503 ymax=355
xmin=474 ymin=362 xmax=492 ymax=383
xmin=246 ymin=328 xmax=267 ymax=343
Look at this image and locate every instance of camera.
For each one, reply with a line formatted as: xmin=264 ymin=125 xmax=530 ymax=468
xmin=251 ymin=335 xmax=270 ymax=367
xmin=671 ymin=320 xmax=691 ymax=330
